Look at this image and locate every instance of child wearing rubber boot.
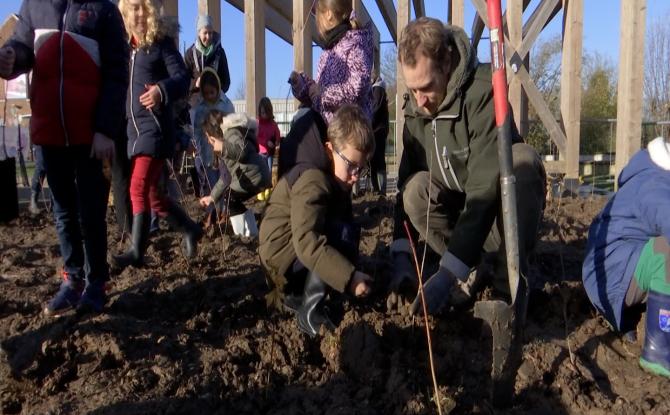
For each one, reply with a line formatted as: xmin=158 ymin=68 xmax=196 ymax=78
xmin=113 ymin=0 xmax=202 ymax=270
xmin=583 ymin=136 xmax=670 ymax=378
xmin=259 ymin=104 xmax=373 ymax=337
xmin=199 ymin=110 xmax=270 ymax=237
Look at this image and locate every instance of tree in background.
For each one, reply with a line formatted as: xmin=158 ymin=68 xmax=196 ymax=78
xmin=644 ymin=12 xmax=670 ymax=133
xmin=580 ymin=52 xmax=617 ymax=155
xmin=526 ymin=34 xmax=562 ymax=155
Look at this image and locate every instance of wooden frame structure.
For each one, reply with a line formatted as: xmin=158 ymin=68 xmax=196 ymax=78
xmin=123 ymin=0 xmax=649 ymax=182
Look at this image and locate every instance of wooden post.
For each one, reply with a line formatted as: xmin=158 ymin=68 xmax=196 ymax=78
xmin=245 ymin=0 xmax=265 ymax=117
xmin=450 ymin=0 xmax=465 ymax=28
xmin=560 ymin=0 xmax=583 ymax=182
xmin=615 ymin=0 xmax=646 ymax=183
xmin=507 ymin=0 xmax=528 ymax=137
xmin=292 ymin=0 xmax=312 ymax=78
xmin=396 ymin=0 xmax=410 ymax=166
xmin=198 ymin=0 xmax=222 ymax=33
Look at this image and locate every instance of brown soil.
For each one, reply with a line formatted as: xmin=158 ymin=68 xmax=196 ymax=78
xmin=1 ymin=194 xmax=668 ymax=415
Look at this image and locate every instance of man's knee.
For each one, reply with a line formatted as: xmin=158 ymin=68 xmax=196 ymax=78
xmin=402 ymin=171 xmax=431 ymax=219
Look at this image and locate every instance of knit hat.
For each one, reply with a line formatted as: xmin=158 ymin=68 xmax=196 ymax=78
xmin=197 ymin=15 xmax=213 ymax=32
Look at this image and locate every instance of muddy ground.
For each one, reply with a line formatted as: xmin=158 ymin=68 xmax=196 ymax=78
xmin=1 ymin=193 xmax=668 ymax=415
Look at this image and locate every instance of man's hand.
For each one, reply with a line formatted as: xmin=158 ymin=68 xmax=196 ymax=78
xmin=410 ymin=266 xmax=457 ymax=316
xmin=140 ymin=84 xmax=162 ymax=110
xmin=90 ymin=133 xmax=115 ymax=161
xmin=349 ymin=271 xmax=371 ymax=297
xmin=0 ymin=46 xmax=15 ymax=78
xmin=199 ymin=195 xmax=214 ymax=208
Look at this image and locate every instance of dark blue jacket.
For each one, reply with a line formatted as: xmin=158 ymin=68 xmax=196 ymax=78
xmin=127 ymin=34 xmax=189 ymax=159
xmin=5 ymin=0 xmax=129 ymax=146
xmin=582 ymin=137 xmax=670 ymax=330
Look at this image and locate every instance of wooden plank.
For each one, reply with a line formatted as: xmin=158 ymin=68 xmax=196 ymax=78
xmin=450 ymin=0 xmax=465 ymax=28
xmin=226 ymin=0 xmax=301 ymax=44
xmin=560 ymin=0 xmax=583 ymax=179
xmin=516 ymin=65 xmax=567 ymax=153
xmin=507 ymin=0 xmax=528 ymax=137
xmin=412 ymin=0 xmax=425 ymax=18
xmin=615 ymin=0 xmax=646 ymax=183
xmin=244 ymin=0 xmax=265 ymax=117
xmin=518 ymin=0 xmax=561 ymax=59
xmin=470 ymin=14 xmax=486 ymax=50
xmin=292 ymin=0 xmax=312 ymax=78
xmin=198 ymin=0 xmax=222 ymax=34
xmin=396 ymin=0 xmax=410 ymax=164
xmin=374 ymin=0 xmax=397 ymax=43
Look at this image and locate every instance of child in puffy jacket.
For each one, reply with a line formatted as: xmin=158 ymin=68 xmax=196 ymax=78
xmin=583 ymin=136 xmax=670 ymax=379
xmin=288 ymin=0 xmax=373 ymax=124
xmin=256 ymin=97 xmax=281 ymax=200
xmin=199 ymin=110 xmax=270 ymax=237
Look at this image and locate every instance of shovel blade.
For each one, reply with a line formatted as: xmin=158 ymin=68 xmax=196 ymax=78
xmin=474 ymin=298 xmax=525 ymax=407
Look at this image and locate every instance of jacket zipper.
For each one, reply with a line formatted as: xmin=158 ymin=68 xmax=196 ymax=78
xmin=59 ymin=1 xmax=72 ymax=146
xmin=431 ymin=116 xmax=464 ymax=193
xmin=129 ymin=49 xmax=140 ymax=153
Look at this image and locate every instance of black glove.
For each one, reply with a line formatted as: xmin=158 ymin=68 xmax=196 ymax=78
xmin=410 ymin=266 xmax=457 ymax=316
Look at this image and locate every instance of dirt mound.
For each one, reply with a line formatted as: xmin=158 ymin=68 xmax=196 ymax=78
xmin=1 ymin=195 xmax=669 ymax=414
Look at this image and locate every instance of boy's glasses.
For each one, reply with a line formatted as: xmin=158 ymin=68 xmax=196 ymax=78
xmin=334 ymin=147 xmax=369 ymax=178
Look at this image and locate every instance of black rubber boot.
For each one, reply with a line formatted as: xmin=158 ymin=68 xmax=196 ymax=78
xmin=296 ymin=272 xmax=335 ymax=337
xmin=112 ymin=213 xmax=149 ymax=270
xmin=166 ymin=203 xmax=203 ymax=258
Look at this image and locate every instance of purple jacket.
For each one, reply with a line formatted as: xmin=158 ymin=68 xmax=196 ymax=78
xmin=294 ymin=24 xmax=373 ymax=123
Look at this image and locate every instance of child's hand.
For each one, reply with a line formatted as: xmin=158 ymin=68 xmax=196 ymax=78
xmin=195 ymin=76 xmax=201 ymax=89
xmin=267 ymin=140 xmax=275 ymax=149
xmin=140 ymin=84 xmax=162 ymax=110
xmin=199 ymin=195 xmax=214 ymax=207
xmin=0 ymin=46 xmax=15 ymax=78
xmin=349 ymin=271 xmax=372 ymax=297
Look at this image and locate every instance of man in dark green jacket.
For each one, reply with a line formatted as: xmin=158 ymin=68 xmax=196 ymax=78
xmin=391 ymin=17 xmax=546 ymax=315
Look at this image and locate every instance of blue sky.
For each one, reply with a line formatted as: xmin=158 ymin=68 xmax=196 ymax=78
xmin=0 ymin=0 xmax=668 ymax=99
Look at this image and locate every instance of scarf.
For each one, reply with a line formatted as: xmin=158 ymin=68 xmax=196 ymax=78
xmin=320 ymin=21 xmax=352 ymax=50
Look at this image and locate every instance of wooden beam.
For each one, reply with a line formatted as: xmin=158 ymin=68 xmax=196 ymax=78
xmin=198 ymin=0 xmax=222 ymax=34
xmin=244 ymin=0 xmax=265 ymax=117
xmin=560 ymin=0 xmax=583 ymax=180
xmin=507 ymin=0 xmax=528 ymax=137
xmin=226 ymin=0 xmax=303 ymax=45
xmin=615 ymin=0 xmax=646 ymax=182
xmin=412 ymin=0 xmax=425 ymax=18
xmin=374 ymin=0 xmax=397 ymax=43
xmin=396 ymin=0 xmax=411 ymax=164
xmin=450 ymin=0 xmax=465 ymax=28
xmin=292 ymin=0 xmax=312 ymax=78
xmin=516 ymin=65 xmax=567 ymax=153
xmin=518 ymin=0 xmax=561 ymax=60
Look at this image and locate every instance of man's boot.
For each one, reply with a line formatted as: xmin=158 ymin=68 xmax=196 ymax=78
xmin=640 ymin=290 xmax=670 ymax=378
xmin=166 ymin=203 xmax=203 ymax=258
xmin=112 ymin=213 xmax=150 ymax=270
xmin=296 ymin=272 xmax=335 ymax=337
xmin=29 ymin=191 xmax=40 ymax=215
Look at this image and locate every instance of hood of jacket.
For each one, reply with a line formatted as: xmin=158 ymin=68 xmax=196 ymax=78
xmin=404 ymin=25 xmax=478 ymax=118
xmin=220 ymin=112 xmax=256 ymax=134
xmin=278 ymin=110 xmax=330 ymax=182
xmin=618 ymin=137 xmax=670 ymax=187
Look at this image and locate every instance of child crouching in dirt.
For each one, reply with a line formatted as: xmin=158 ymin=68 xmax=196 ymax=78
xmin=259 ymin=104 xmax=373 ymax=337
xmin=199 ymin=110 xmax=270 ymax=237
xmin=582 ymin=136 xmax=670 ymax=378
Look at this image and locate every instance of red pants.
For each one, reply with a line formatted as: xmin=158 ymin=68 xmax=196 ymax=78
xmin=130 ymin=155 xmax=168 ymax=216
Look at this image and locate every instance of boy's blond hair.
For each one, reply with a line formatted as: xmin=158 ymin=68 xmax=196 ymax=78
xmin=328 ymin=104 xmax=374 ymax=156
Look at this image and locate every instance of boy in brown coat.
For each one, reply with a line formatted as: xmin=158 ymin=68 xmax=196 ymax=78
xmin=259 ymin=105 xmax=373 ymax=336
